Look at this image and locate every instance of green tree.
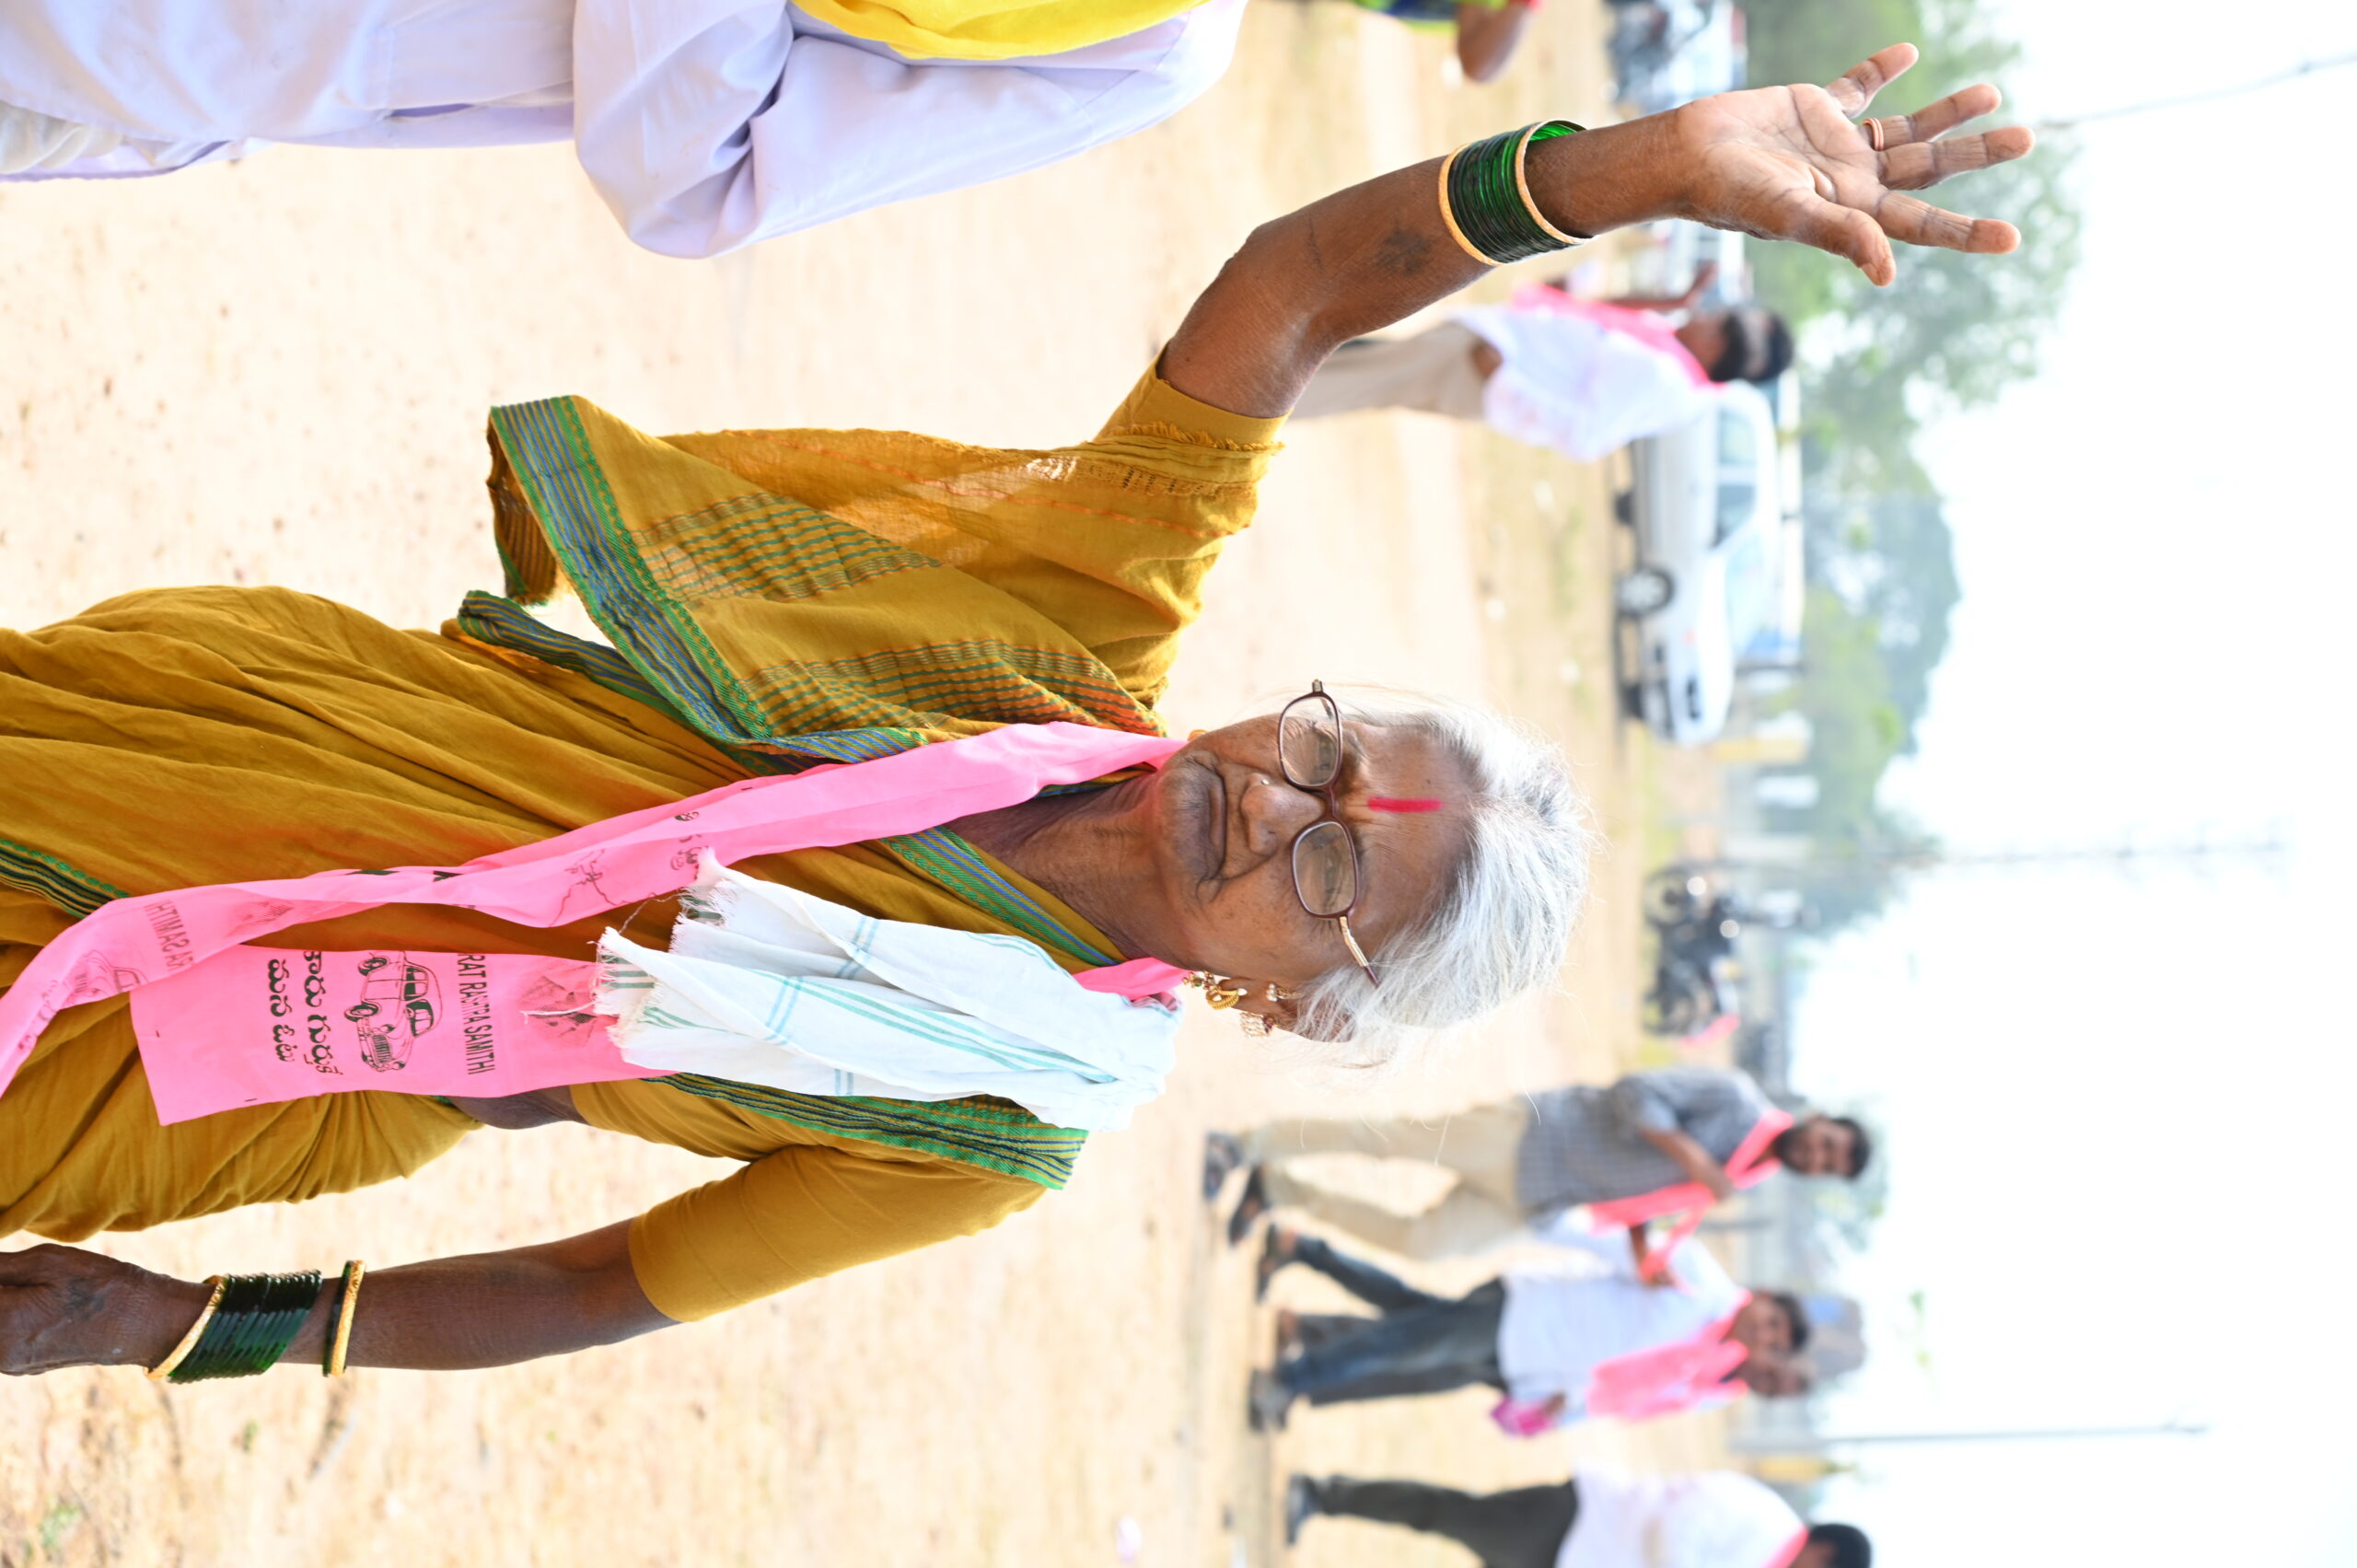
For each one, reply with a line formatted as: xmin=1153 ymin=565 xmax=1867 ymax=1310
xmin=1736 ymin=0 xmax=2082 ymax=932
xmin=1747 ymin=0 xmax=2085 ymax=492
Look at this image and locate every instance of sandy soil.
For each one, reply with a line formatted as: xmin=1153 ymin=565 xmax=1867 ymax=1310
xmin=0 ymin=6 xmax=1725 ymax=1564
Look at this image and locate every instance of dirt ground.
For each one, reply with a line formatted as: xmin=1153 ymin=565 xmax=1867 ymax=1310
xmin=0 ymin=6 xmax=1727 ymax=1565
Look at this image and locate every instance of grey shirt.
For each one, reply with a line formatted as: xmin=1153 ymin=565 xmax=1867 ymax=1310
xmin=1513 ymin=1067 xmax=1776 ymax=1216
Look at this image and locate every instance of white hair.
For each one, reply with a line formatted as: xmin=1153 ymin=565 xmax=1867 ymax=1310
xmin=1285 ymin=687 xmax=1594 ymax=1063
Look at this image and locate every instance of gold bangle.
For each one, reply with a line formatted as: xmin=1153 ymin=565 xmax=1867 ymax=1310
xmin=1509 ymin=123 xmax=1585 ymax=248
xmin=147 ymin=1275 xmax=227 ymax=1382
xmin=324 ymin=1260 xmax=366 ymax=1378
xmin=1435 ymin=145 xmax=1494 ymax=267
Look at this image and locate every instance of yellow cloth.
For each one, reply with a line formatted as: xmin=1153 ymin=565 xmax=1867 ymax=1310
xmin=0 ymin=369 xmax=1283 ymax=1322
xmin=793 ymin=0 xmax=1202 ymax=62
xmin=489 ymin=369 xmax=1277 ymax=748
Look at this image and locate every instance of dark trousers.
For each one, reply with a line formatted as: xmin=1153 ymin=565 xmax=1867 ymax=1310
xmin=1277 ymin=1234 xmax=1506 ymax=1405
xmin=1309 ymin=1476 xmax=1581 ymax=1568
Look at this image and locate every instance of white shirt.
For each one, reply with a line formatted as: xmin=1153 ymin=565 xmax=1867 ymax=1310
xmin=0 ymin=0 xmax=1243 ymax=256
xmin=1457 ymin=304 xmax=1717 ymax=462
xmin=1557 ymin=1469 xmax=1806 ymax=1568
xmin=1494 ymin=1224 xmax=1747 ymax=1416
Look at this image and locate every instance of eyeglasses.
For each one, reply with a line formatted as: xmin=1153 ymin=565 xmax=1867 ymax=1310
xmin=1275 ymin=680 xmax=1380 ymax=988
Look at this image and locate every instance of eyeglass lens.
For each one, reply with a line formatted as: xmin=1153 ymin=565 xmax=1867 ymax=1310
xmin=1278 ymin=693 xmax=1344 ymax=789
xmin=1292 ymin=821 xmax=1358 ymax=917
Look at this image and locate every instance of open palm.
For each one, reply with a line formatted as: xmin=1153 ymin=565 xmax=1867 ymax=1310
xmin=1673 ymin=43 xmax=2036 ymax=285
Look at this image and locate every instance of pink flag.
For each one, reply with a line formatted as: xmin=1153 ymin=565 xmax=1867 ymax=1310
xmin=132 ymin=947 xmax=644 ymax=1123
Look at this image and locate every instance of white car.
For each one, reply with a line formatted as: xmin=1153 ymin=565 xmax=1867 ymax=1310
xmin=1615 ymin=380 xmax=1791 ymax=745
xmin=1608 ymin=0 xmax=1747 ymax=117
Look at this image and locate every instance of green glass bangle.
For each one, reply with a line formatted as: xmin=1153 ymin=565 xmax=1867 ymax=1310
xmin=1441 ymin=120 xmax=1585 ymax=266
xmin=168 ymin=1271 xmax=323 ymax=1384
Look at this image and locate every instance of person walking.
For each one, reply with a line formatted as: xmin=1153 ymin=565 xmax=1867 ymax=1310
xmin=1244 ymin=1224 xmax=1810 ymax=1431
xmin=0 ymin=0 xmax=1247 ymax=256
xmin=1215 ymin=1065 xmax=1870 ymax=1259
xmin=1283 ymin=1468 xmax=1873 ymax=1568
xmin=1289 ymin=262 xmax=1794 ymax=460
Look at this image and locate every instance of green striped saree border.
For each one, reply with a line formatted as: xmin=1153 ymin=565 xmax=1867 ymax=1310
xmin=878 ymin=829 xmax=1120 ymax=969
xmin=455 ymin=592 xmax=930 ymax=776
xmin=0 ymin=839 xmax=126 ymax=920
xmin=661 ymin=1076 xmax=1083 ymax=1188
xmin=490 ymin=397 xmax=776 ymax=749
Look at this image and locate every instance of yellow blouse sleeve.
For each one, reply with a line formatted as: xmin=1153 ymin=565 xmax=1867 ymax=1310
xmin=655 ymin=368 xmax=1284 ymax=714
xmin=627 ymin=1141 xmax=1045 ymax=1322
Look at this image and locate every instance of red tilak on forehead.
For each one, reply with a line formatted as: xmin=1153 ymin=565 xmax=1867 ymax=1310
xmin=1368 ymin=796 xmax=1445 ymax=813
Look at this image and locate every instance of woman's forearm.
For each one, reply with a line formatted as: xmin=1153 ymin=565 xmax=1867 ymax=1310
xmin=1161 ymin=114 xmax=1682 ymax=416
xmin=0 ymin=1223 xmax=673 ymax=1377
xmin=1164 ymin=47 xmax=2032 ymax=418
xmin=284 ymin=1220 xmax=673 ymax=1371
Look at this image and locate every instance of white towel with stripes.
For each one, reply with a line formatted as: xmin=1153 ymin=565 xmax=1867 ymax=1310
xmin=595 ymin=854 xmax=1177 ymax=1131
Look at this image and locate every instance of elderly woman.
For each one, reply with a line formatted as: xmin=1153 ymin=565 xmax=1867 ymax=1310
xmin=0 ymin=44 xmax=2026 ymax=1382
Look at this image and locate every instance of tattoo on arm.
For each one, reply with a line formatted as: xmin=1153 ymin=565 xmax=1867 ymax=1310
xmin=59 ymin=1279 xmax=103 ymax=1325
xmin=1372 ymin=226 xmax=1436 ymax=278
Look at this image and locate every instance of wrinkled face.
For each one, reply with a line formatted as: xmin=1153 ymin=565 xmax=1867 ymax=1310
xmin=1731 ymin=1295 xmax=1796 ymax=1357
xmin=1120 ymin=710 xmax=1475 ymax=992
xmin=1778 ymin=1116 xmax=1858 ymax=1178
xmin=1738 ymin=1352 xmax=1810 ymax=1399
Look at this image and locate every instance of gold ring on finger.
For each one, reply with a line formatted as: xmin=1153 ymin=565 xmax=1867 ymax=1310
xmin=1862 ymin=117 xmax=1887 ymax=153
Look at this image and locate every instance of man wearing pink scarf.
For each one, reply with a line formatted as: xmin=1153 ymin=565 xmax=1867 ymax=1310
xmin=1242 ymin=1223 xmax=1815 ymax=1433
xmin=1216 ymin=1065 xmax=1870 ymax=1260
xmin=1284 ymin=1468 xmax=1872 ymax=1568
xmin=1287 ymin=263 xmax=1794 ymax=461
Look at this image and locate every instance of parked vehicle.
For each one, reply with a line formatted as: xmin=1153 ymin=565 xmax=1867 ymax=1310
xmin=1616 ymin=380 xmax=1793 ymax=744
xmin=1641 ymin=867 xmax=1811 ymax=1036
xmin=1607 ymin=0 xmax=1745 ymax=116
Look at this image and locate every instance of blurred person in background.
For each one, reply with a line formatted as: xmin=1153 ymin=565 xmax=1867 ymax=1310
xmin=1288 ymin=261 xmax=1794 ymax=459
xmin=1334 ymin=0 xmax=1544 ymax=83
xmin=1283 ymin=1468 xmax=1873 ymax=1568
xmin=1214 ymin=1064 xmax=1871 ymax=1259
xmin=1244 ymin=1222 xmax=1811 ymax=1431
xmin=0 ymin=0 xmax=1248 ymax=257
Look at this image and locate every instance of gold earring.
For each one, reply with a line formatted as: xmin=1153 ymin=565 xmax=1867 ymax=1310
xmin=1186 ymin=972 xmax=1248 ymax=1010
xmin=1238 ymin=1011 xmax=1272 ymax=1039
xmin=1265 ymin=982 xmax=1295 ymax=1003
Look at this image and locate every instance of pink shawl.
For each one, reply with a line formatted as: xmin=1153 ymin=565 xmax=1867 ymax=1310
xmin=0 ymin=723 xmax=1189 ymax=1120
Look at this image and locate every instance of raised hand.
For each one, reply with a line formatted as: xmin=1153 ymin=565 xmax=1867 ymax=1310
xmin=1668 ymin=42 xmax=2035 ymax=285
xmin=1166 ymin=42 xmax=2037 ymax=415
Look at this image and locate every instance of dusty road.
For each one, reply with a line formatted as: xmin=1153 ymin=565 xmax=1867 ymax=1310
xmin=0 ymin=6 xmax=1725 ymax=1564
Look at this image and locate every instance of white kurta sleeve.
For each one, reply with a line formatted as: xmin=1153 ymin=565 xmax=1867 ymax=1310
xmin=570 ymin=0 xmax=1244 ymax=259
xmin=1528 ymin=1210 xmax=1643 ymax=1273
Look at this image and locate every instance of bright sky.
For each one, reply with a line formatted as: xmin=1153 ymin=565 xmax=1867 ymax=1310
xmin=1789 ymin=4 xmax=2357 ymax=1562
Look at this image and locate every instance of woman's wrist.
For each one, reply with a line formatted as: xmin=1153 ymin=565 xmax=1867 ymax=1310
xmin=126 ymin=1272 xmax=217 ymax=1369
xmin=1522 ymin=112 xmax=1688 ymax=242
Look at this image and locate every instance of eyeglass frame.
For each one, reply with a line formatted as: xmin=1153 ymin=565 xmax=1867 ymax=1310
xmin=1275 ymin=679 xmax=1382 ymax=989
